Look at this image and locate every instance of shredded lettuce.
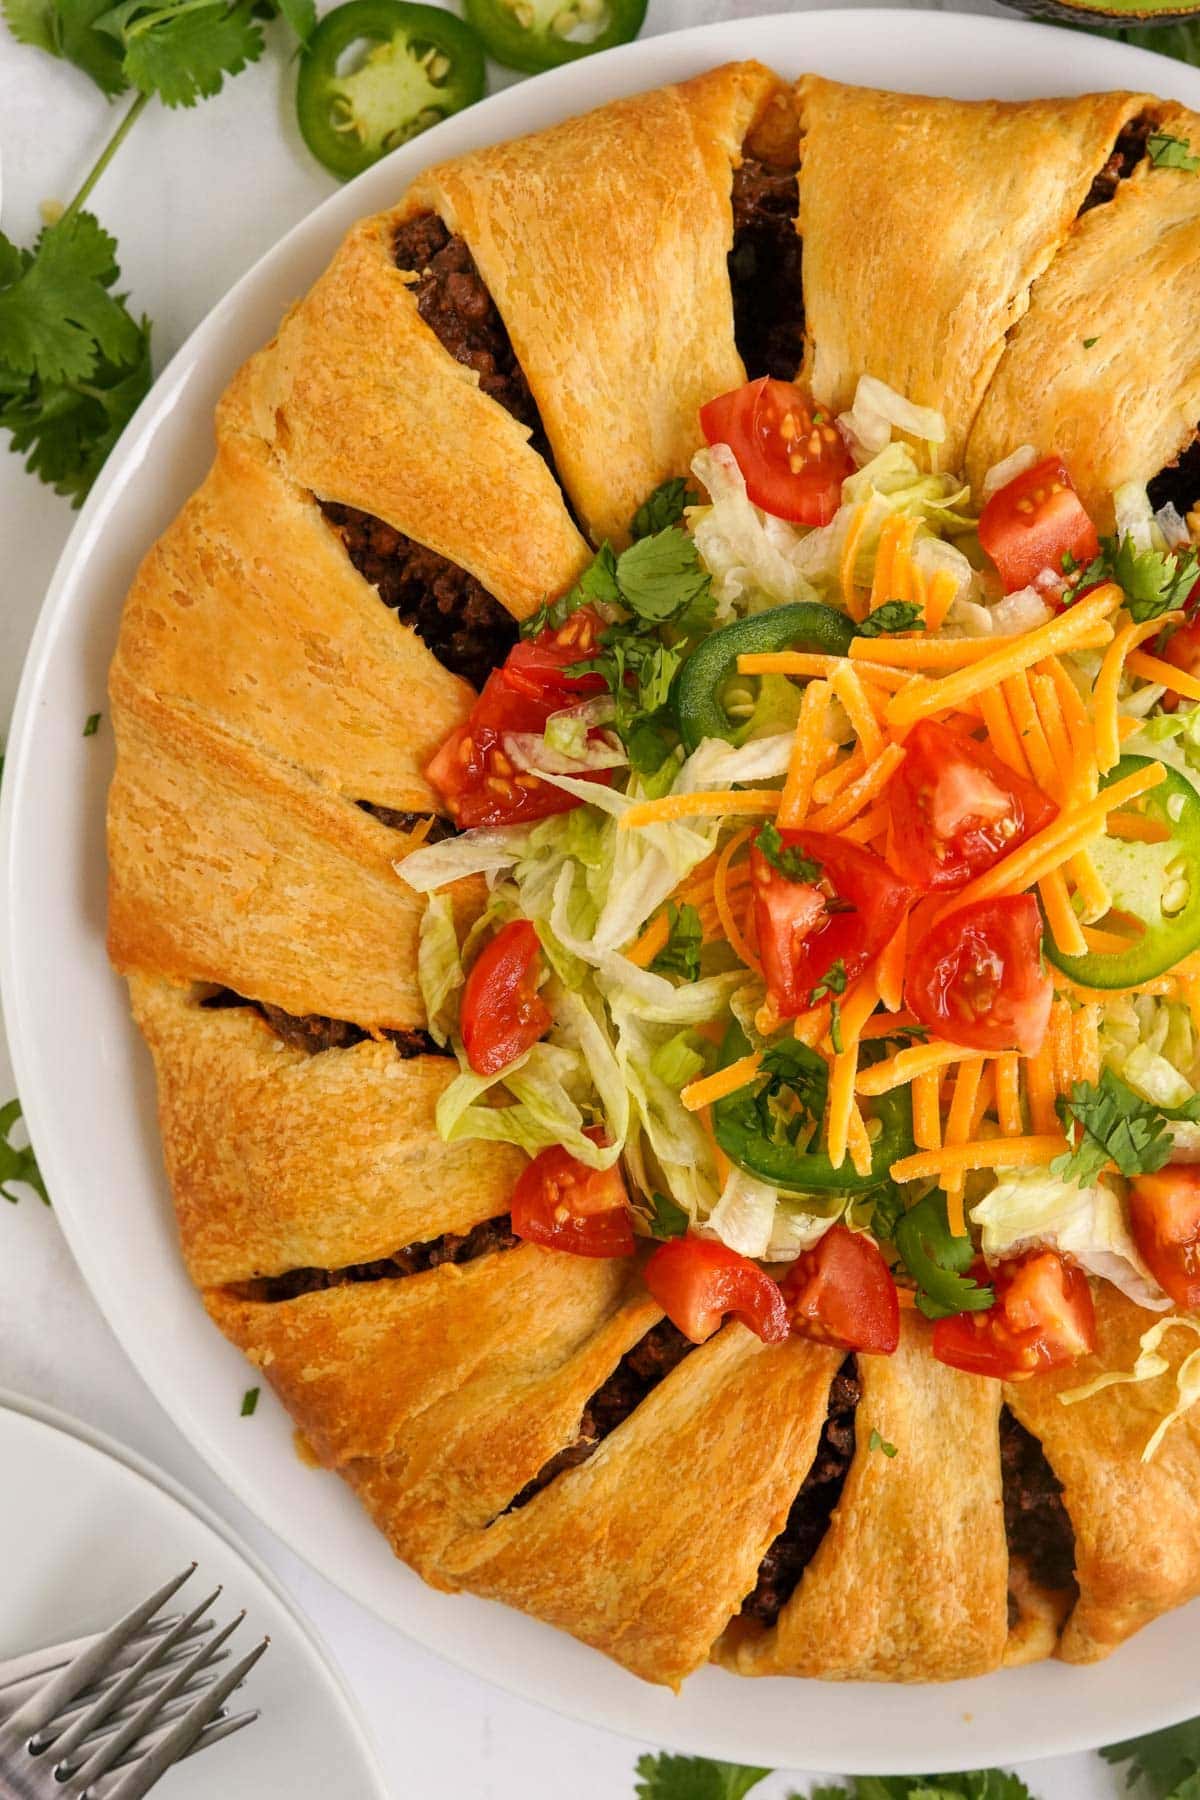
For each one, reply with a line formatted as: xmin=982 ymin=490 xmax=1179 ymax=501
xmin=613 ymin=1003 xmax=721 ymax=1220
xmin=970 ymin=1167 xmax=1170 ymax=1311
xmin=416 ymin=892 xmax=463 ymax=1047
xmin=705 ymin=1166 xmax=781 ymax=1258
xmin=836 ymin=374 xmax=947 ymax=460
xmin=688 ymin=443 xmax=823 ymax=613
xmin=397 ymin=823 xmax=536 ymax=893
xmin=1113 ymin=481 xmax=1164 ymax=556
xmin=504 ymin=729 xmax=626 ymax=775
xmin=980 ymin=444 xmax=1036 ymax=500
xmin=436 ymin=1039 xmax=619 ymax=1170
xmin=1060 ymin=1315 xmax=1200 ymax=1460
xmin=650 ymin=1030 xmax=711 ymax=1089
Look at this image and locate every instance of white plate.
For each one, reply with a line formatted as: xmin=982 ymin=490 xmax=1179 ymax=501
xmin=4 ymin=10 xmax=1200 ymax=1774
xmin=0 ymin=1390 xmax=387 ymax=1800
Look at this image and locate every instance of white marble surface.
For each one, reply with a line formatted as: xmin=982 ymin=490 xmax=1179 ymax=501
xmin=0 ymin=4 xmax=1158 ymax=1793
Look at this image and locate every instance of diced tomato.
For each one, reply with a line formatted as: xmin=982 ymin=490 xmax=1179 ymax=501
xmin=905 ymin=894 xmax=1052 ymax=1056
xmin=886 ymin=720 xmax=1057 ymax=892
xmin=932 ymin=1250 xmax=1096 ymax=1380
xmin=511 ymin=1130 xmax=633 ymax=1258
xmin=500 ymin=606 xmax=609 ymax=702
xmin=1158 ymin=609 xmax=1200 ymax=713
xmin=461 ymin=919 xmax=552 ymax=1076
xmin=978 ymin=455 xmax=1099 ymax=594
xmin=425 ymin=612 xmax=612 ymax=829
xmin=1129 ymin=1166 xmax=1200 ymax=1309
xmin=644 ymin=1235 xmax=789 ymax=1345
xmin=779 ymin=1224 xmax=900 ymax=1355
xmin=750 ymin=828 xmax=915 ymax=1018
xmin=700 ymin=377 xmax=853 ymax=526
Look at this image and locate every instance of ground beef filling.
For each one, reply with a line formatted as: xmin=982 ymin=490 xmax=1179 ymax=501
xmin=1149 ymin=431 xmax=1200 ymax=523
xmin=1080 ymin=115 xmax=1155 ymax=212
xmin=357 ymin=802 xmax=457 ymax=841
xmin=739 ymin=1357 xmax=859 ymax=1628
xmin=322 ymin=500 xmax=516 ymax=692
xmin=254 ymin=1215 xmax=520 ymax=1303
xmin=504 ymin=1321 xmax=696 ymax=1513
xmin=202 ymin=989 xmax=441 ymax=1060
xmin=1000 ymin=1408 xmax=1077 ymax=1594
xmin=730 ymin=157 xmax=804 ymax=382
xmin=393 ymin=212 xmax=548 ymax=449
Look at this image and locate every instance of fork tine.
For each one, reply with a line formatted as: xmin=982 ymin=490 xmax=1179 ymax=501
xmin=0 ymin=1616 xmax=192 ymax=1695
xmin=107 ymin=1707 xmax=260 ymax=1774
xmin=3 ymin=1567 xmax=197 ymax=1737
xmin=45 ymin=1656 xmax=231 ymax=1745
xmin=98 ymin=1640 xmax=269 ymax=1800
xmin=43 ymin=1589 xmax=222 ymax=1763
xmin=65 ymin=1614 xmax=245 ymax=1788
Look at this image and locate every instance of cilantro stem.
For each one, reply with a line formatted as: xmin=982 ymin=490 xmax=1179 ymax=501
xmin=61 ymin=92 xmax=151 ymax=227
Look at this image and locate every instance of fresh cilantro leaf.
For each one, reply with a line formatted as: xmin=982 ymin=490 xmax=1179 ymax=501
xmin=758 ymin=1039 xmax=829 ymax=1126
xmin=756 ymin=820 xmax=821 ymax=884
xmin=895 ymin=1191 xmax=993 ymax=1320
xmin=634 ymin=1753 xmax=771 ymax=1800
xmin=1052 ymin=1069 xmax=1183 ymax=1187
xmin=800 ymin=1775 xmax=1034 ymax=1799
xmin=240 ymin=1385 xmax=260 ymax=1416
xmin=631 ymin=476 xmax=695 ymax=541
xmin=0 ymin=1098 xmax=49 ymax=1205
xmin=269 ymin=0 xmax=313 ymax=43
xmin=1148 ymin=130 xmax=1200 ymax=172
xmin=1069 ymin=533 xmax=1200 ymax=623
xmin=868 ymin=1428 xmax=898 ymax=1457
xmin=856 ymin=601 xmax=923 ymax=637
xmin=0 ymin=213 xmax=143 ymax=385
xmin=615 ymin=526 xmax=712 ymax=624
xmin=1102 ymin=1716 xmax=1200 ymax=1798
xmin=581 ymin=540 xmax=620 ymax=605
xmin=809 ymin=958 xmax=847 ymax=1007
xmin=829 ymin=997 xmax=844 ymax=1054
xmin=3 ymin=0 xmax=128 ymax=93
xmin=83 ymin=711 xmax=101 ymax=736
xmin=1082 ymin=336 xmax=1099 ymax=349
xmin=646 ymin=1191 xmax=690 ymax=1241
xmin=649 ymin=902 xmax=703 ymax=983
xmin=0 ymin=314 xmax=151 ymax=504
xmin=93 ymin=0 xmax=266 ymax=105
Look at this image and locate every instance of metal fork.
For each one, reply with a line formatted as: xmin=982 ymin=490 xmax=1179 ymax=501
xmin=0 ymin=1567 xmax=268 ymax=1798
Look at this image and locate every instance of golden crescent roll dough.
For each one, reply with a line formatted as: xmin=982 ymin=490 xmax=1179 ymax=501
xmin=206 ymin=1247 xmax=660 ymax=1580
xmin=128 ymin=975 xmax=525 ymax=1286
xmin=444 ymin=1327 xmax=841 ymax=1688
xmin=797 ymin=77 xmax=1150 ymax=469
xmin=1005 ymin=1284 xmax=1200 ymax=1664
xmin=112 ymin=383 xmax=470 ymax=816
xmin=967 ymin=105 xmax=1200 ymax=524
xmin=408 ymin=63 xmax=784 ymax=546
xmin=240 ymin=209 xmax=588 ymax=619
xmin=107 ymin=668 xmax=481 ymax=1027
xmin=721 ymin=1314 xmax=1008 ymax=1681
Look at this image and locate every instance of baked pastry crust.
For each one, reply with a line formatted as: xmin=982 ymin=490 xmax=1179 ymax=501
xmin=967 ymin=104 xmax=1200 ymax=525
xmin=797 ymin=78 xmax=1149 ymax=470
xmin=107 ymin=67 xmax=1200 ymax=1688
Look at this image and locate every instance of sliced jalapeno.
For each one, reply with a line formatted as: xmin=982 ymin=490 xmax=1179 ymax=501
xmin=1043 ymin=753 xmax=1200 ymax=988
xmin=711 ymin=1023 xmax=914 ymax=1199
xmin=297 ymin=0 xmax=486 ymax=182
xmin=673 ymin=603 xmax=854 ymax=754
xmin=463 ymin=0 xmax=646 ymax=74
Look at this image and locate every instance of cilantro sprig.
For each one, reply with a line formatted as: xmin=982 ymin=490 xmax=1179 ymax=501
xmin=756 ymin=820 xmax=821 ymax=884
xmin=856 ymin=600 xmax=924 ymax=637
xmin=1052 ymin=1068 xmax=1198 ymax=1187
xmin=634 ymin=1754 xmax=770 ymax=1800
xmin=649 ymin=901 xmax=703 ymax=983
xmin=630 ymin=475 xmax=696 ymax=541
xmin=1102 ymin=1716 xmax=1200 ymax=1798
xmin=894 ymin=1190 xmax=993 ymax=1320
xmin=0 ymin=1098 xmax=49 ymax=1205
xmin=1065 ymin=534 xmax=1200 ymax=623
xmin=0 ymin=0 xmax=312 ymax=501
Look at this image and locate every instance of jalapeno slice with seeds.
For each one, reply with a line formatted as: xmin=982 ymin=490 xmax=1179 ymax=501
xmin=297 ymin=0 xmax=486 ymax=182
xmin=1043 ymin=752 xmax=1200 ymax=988
xmin=463 ymin=0 xmax=646 ymax=75
xmin=711 ymin=1023 xmax=915 ymax=1199
xmin=673 ymin=602 xmax=855 ymax=754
